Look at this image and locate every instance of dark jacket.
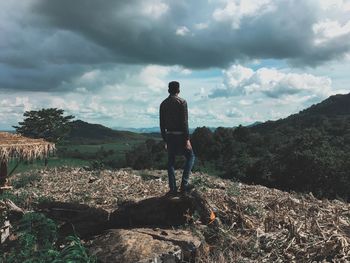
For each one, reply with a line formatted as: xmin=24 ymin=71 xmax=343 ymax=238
xmin=159 ymin=95 xmax=189 ymax=142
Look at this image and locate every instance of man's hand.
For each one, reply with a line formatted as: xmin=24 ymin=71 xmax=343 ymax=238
xmin=164 ymin=143 xmax=167 ymax=150
xmin=185 ymin=140 xmax=192 ymax=150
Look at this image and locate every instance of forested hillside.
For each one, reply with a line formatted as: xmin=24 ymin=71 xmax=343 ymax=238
xmin=126 ymin=93 xmax=350 ymax=201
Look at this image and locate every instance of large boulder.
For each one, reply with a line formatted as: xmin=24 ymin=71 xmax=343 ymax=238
xmin=87 ymin=228 xmax=202 ymax=263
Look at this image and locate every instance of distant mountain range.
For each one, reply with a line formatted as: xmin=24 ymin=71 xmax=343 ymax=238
xmin=112 ymin=127 xmax=218 ymax=134
xmin=112 ymin=127 xmax=161 ymax=133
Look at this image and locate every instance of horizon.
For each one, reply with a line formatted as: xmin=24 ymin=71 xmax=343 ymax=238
xmin=1 ymin=1 xmax=350 ymax=130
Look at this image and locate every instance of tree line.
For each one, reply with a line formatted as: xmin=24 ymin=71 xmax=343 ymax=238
xmin=125 ymin=115 xmax=350 ymax=201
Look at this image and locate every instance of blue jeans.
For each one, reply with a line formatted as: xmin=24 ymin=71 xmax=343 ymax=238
xmin=166 ymin=134 xmax=195 ymax=191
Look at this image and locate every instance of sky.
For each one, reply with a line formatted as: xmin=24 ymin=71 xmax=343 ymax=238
xmin=1 ymin=0 xmax=350 ymax=130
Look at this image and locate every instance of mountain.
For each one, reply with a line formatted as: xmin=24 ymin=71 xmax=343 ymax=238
xmin=251 ymin=92 xmax=350 ymax=133
xmin=65 ymin=120 xmax=146 ymax=144
xmin=245 ymin=121 xmax=263 ymax=127
xmin=300 ymin=93 xmax=350 ymax=116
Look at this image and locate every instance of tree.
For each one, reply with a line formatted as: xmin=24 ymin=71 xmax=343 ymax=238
xmin=13 ymin=108 xmax=74 ymax=143
xmin=191 ymin=127 xmax=214 ymax=161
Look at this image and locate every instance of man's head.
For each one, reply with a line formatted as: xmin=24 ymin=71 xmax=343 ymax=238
xmin=168 ymin=81 xmax=180 ymax=95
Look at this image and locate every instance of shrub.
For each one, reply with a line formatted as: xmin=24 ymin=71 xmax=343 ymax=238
xmin=1 ymin=212 xmax=96 ymax=263
xmin=12 ymin=173 xmax=41 ymax=189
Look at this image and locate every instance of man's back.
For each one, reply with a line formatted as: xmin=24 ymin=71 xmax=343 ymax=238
xmin=159 ymin=95 xmax=189 ymax=141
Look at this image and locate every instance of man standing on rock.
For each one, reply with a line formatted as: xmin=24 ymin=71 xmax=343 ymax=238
xmin=160 ymin=81 xmax=195 ymax=196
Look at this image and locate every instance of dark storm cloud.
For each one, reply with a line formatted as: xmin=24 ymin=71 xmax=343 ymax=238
xmin=1 ymin=0 xmax=350 ymax=91
xmin=0 ymin=63 xmax=85 ymax=92
xmin=31 ymin=0 xmax=350 ymax=67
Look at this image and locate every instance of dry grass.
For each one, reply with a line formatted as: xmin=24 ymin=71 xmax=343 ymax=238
xmin=8 ymin=167 xmax=350 ymax=262
xmin=0 ymin=132 xmax=55 ymax=162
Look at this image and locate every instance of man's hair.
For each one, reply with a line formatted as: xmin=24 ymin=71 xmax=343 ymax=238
xmin=168 ymin=81 xmax=180 ymax=95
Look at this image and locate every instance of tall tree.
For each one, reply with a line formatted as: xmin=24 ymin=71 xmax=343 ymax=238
xmin=13 ymin=108 xmax=74 ymax=143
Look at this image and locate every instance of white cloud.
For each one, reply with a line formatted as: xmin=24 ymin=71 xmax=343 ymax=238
xmin=141 ymin=0 xmax=169 ymax=19
xmin=79 ymin=70 xmax=101 ymax=83
xmin=211 ymin=65 xmax=333 ymax=98
xmin=0 ymin=97 xmax=32 ymax=112
xmin=225 ymin=108 xmax=243 ymax=118
xmin=238 ymin=99 xmax=253 ymax=106
xmin=319 ymin=0 xmax=350 ymax=11
xmin=139 ymin=65 xmax=171 ymax=92
xmin=194 ymin=22 xmax=209 ymax=30
xmin=179 ymin=68 xmax=192 ymax=75
xmin=213 ymin=0 xmax=274 ymax=28
xmin=0 ymin=96 xmax=33 ymax=128
xmin=222 ymin=65 xmax=254 ymax=93
xmin=313 ymin=19 xmax=350 ymax=44
xmin=176 ymin=26 xmax=190 ymax=36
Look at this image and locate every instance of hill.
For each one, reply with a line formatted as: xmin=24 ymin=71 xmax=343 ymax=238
xmin=65 ymin=120 xmax=147 ymax=144
xmin=300 ymin=93 xmax=350 ymax=116
xmin=124 ymin=93 xmax=350 ymax=201
xmin=3 ymin=167 xmax=350 ymax=262
xmin=251 ymin=92 xmax=350 ymax=133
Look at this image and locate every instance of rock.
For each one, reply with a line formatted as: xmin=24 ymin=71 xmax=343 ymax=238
xmin=1 ymin=220 xmax=10 ymax=244
xmin=87 ymin=228 xmax=202 ymax=263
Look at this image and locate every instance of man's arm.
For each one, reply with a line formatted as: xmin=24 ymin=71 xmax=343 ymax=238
xmin=182 ymin=101 xmax=190 ymax=141
xmin=182 ymin=101 xmax=192 ymax=150
xmin=159 ymin=103 xmax=167 ymax=142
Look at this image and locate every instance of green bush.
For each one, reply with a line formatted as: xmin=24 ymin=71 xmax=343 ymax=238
xmin=0 ymin=191 xmax=31 ymax=208
xmin=1 ymin=212 xmax=96 ymax=263
xmin=54 ymin=236 xmax=96 ymax=263
xmin=12 ymin=173 xmax=41 ymax=189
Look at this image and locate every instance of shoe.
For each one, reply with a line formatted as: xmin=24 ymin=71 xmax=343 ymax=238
xmin=165 ymin=189 xmax=178 ymax=197
xmin=180 ymin=184 xmax=195 ymax=193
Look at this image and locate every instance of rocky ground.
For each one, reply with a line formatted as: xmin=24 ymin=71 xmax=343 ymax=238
xmin=6 ymin=167 xmax=350 ymax=262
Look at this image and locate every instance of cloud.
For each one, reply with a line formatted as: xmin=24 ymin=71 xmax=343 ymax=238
xmin=1 ymin=0 xmax=350 ymax=92
xmin=319 ymin=0 xmax=350 ymax=11
xmin=141 ymin=0 xmax=169 ymax=19
xmin=176 ymin=26 xmax=190 ymax=36
xmin=194 ymin=22 xmax=209 ymax=30
xmin=139 ymin=65 xmax=172 ymax=91
xmin=313 ymin=19 xmax=350 ymax=44
xmin=213 ymin=0 xmax=274 ymax=29
xmin=0 ymin=0 xmax=349 ymax=130
xmin=225 ymin=108 xmax=243 ymax=118
xmin=210 ymin=65 xmax=332 ymax=99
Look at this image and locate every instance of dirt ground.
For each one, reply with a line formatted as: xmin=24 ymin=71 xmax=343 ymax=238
xmin=9 ymin=167 xmax=350 ymax=262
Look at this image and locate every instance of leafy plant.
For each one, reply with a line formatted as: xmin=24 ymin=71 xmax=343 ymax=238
xmin=54 ymin=236 xmax=96 ymax=263
xmin=1 ymin=212 xmax=95 ymax=263
xmin=0 ymin=191 xmax=31 ymax=208
xmin=227 ymin=182 xmax=240 ymax=196
xmin=17 ymin=212 xmax=58 ymax=246
xmin=191 ymin=176 xmax=213 ymax=191
xmin=12 ymin=173 xmax=41 ymax=189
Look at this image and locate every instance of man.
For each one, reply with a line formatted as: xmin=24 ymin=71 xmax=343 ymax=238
xmin=160 ymin=81 xmax=195 ymax=196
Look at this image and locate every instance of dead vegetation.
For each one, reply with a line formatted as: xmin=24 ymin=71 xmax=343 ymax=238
xmin=5 ymin=167 xmax=350 ymax=262
xmin=0 ymin=132 xmax=55 ymax=162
